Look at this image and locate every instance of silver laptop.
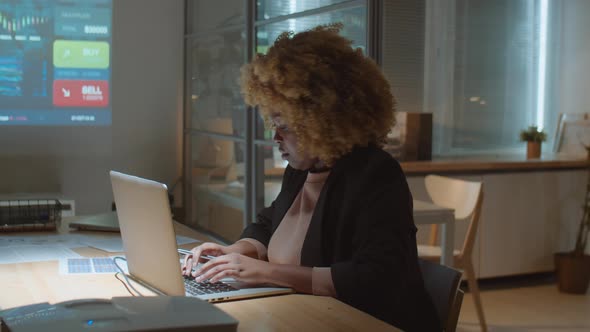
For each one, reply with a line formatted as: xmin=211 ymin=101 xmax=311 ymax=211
xmin=109 ymin=170 xmax=293 ymax=302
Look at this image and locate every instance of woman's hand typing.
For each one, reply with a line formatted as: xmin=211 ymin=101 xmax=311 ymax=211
xmin=181 ymin=242 xmax=230 ymax=276
xmin=192 ymin=253 xmax=270 ymax=284
xmin=182 ymin=240 xmax=313 ymax=293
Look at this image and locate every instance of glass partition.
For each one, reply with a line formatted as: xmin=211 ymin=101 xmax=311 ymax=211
xmin=256 ymin=5 xmax=367 ymax=54
xmin=187 ymin=0 xmax=245 ymax=33
xmin=260 ymin=143 xmax=285 ymax=207
xmin=188 ymin=30 xmax=247 ymax=137
xmin=257 ymin=0 xmax=352 ymax=20
xmin=191 ymin=134 xmax=246 ymax=242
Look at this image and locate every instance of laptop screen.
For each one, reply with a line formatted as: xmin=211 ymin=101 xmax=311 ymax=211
xmin=109 ymin=170 xmax=185 ymax=296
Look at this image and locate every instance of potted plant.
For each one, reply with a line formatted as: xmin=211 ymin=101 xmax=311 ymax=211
xmin=520 ymin=126 xmax=547 ymax=159
xmin=554 ymin=164 xmax=590 ymax=294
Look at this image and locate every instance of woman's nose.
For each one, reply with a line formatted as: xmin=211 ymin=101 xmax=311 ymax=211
xmin=273 ymin=130 xmax=283 ymax=143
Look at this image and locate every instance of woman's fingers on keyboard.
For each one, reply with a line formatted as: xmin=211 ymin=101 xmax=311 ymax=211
xmin=182 ymin=246 xmax=205 ymax=275
xmin=191 ymin=254 xmax=225 ymax=278
xmin=182 ymin=248 xmax=202 ymax=275
xmin=182 ymin=255 xmax=193 ymax=275
xmin=183 ymin=242 xmax=230 ymax=276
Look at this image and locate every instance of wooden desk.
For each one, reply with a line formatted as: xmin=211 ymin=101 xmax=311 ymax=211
xmin=0 ymin=219 xmax=398 ymax=331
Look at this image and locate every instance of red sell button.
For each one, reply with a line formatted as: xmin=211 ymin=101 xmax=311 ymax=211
xmin=53 ymin=80 xmax=109 ymax=107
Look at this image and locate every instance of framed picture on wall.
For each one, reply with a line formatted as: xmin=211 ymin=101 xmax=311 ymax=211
xmin=553 ymin=112 xmax=590 ymax=157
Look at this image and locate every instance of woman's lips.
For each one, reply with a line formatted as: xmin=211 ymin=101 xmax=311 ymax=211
xmin=279 ymin=148 xmax=288 ymax=159
xmin=279 ymin=147 xmax=289 ymax=160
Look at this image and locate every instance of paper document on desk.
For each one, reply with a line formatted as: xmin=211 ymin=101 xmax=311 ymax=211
xmin=84 ymin=235 xmax=200 ymax=253
xmin=58 ymin=256 xmax=129 ymax=275
xmin=0 ymin=234 xmax=91 ymax=249
xmin=0 ymin=245 xmax=82 ymax=264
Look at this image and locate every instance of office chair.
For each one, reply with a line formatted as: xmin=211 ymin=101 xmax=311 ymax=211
xmin=418 ymin=174 xmax=487 ymax=332
xmin=419 ymin=259 xmax=464 ymax=332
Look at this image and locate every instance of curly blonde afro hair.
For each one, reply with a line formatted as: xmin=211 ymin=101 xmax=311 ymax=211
xmin=240 ymin=23 xmax=396 ymax=166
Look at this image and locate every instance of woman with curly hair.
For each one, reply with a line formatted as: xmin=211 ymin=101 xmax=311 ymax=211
xmin=183 ymin=24 xmax=439 ymax=331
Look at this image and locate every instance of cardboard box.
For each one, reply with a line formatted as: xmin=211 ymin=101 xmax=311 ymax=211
xmin=385 ymin=112 xmax=432 ymax=161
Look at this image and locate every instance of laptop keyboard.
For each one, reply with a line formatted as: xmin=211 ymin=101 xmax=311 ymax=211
xmin=183 ymin=276 xmax=237 ymax=296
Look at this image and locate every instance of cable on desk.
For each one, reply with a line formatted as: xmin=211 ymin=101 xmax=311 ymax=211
xmin=113 ymin=256 xmax=143 ymax=296
xmin=115 ymin=272 xmax=136 ymax=296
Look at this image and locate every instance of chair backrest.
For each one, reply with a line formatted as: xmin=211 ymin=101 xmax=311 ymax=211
xmin=419 ymin=259 xmax=463 ymax=332
xmin=425 ymin=175 xmax=481 ymax=219
xmin=425 ymin=175 xmax=484 ymax=257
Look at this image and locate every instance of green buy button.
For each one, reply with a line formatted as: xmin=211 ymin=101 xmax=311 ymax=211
xmin=53 ymin=40 xmax=110 ymax=69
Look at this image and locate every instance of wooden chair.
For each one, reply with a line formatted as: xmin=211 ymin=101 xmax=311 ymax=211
xmin=417 ymin=175 xmax=487 ymax=332
xmin=419 ymin=259 xmax=464 ymax=332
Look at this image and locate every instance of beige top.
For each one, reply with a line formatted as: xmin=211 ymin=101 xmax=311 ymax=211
xmin=239 ymin=170 xmax=336 ymax=296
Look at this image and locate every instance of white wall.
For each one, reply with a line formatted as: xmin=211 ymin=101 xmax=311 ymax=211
xmin=108 ymin=0 xmax=184 ymax=210
xmin=0 ymin=0 xmax=184 ymax=214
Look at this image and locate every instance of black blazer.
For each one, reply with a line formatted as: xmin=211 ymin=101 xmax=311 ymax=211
xmin=240 ymin=146 xmax=440 ymax=331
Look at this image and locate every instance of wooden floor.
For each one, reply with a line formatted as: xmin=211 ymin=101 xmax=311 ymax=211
xmin=457 ymin=274 xmax=590 ymax=332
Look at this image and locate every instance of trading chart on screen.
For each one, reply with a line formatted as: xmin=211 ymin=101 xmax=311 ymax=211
xmin=0 ymin=0 xmax=112 ymax=126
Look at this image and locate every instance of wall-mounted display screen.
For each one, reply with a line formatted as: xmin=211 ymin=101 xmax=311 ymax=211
xmin=0 ymin=0 xmax=112 ymax=126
